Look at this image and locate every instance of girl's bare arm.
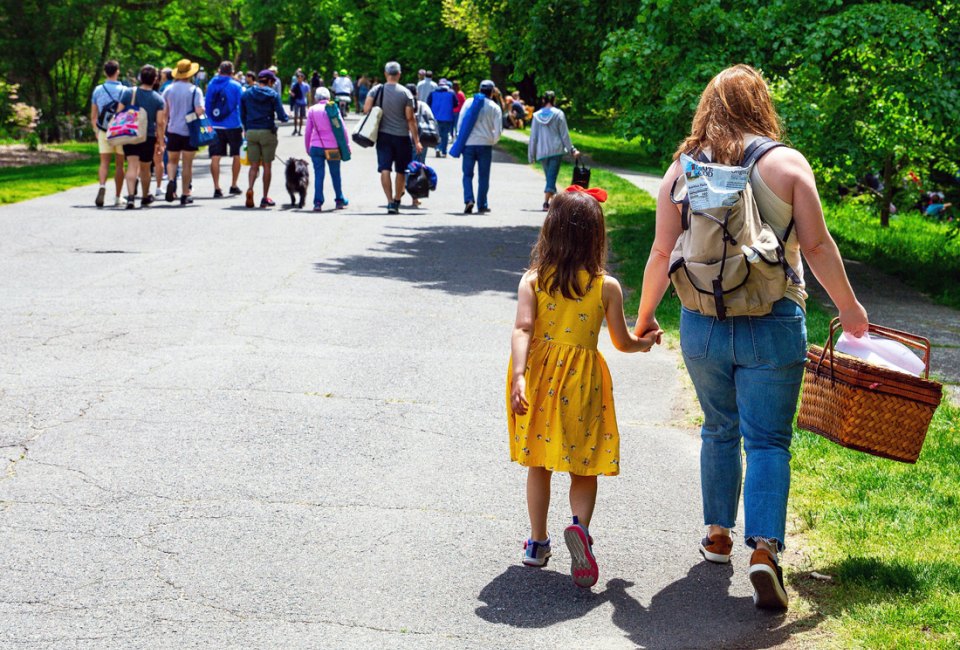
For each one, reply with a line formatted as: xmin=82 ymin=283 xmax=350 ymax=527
xmin=510 ymin=272 xmax=537 ymax=414
xmin=603 ymin=276 xmax=657 ymax=353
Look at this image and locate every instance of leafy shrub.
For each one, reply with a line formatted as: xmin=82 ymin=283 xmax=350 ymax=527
xmin=825 ymin=198 xmax=960 ymax=308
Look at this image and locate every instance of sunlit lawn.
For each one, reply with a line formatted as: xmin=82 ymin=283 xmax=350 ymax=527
xmin=0 ymin=142 xmax=100 ymax=204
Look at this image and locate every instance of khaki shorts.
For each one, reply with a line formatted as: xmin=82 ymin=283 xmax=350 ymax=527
xmin=246 ymin=129 xmax=278 ymax=165
xmin=97 ymin=128 xmax=124 ymax=155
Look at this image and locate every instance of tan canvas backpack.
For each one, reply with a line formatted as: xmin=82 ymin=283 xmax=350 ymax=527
xmin=668 ymin=137 xmax=802 ymax=320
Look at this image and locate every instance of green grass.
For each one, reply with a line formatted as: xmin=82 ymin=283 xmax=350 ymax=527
xmin=0 ymin=142 xmax=101 ymax=204
xmin=518 ymin=115 xmax=663 ymax=175
xmin=500 ymin=136 xmax=960 ymax=646
xmin=823 ymin=197 xmax=960 ymax=309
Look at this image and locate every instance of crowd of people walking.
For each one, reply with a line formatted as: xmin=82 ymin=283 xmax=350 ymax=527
xmin=90 ymin=57 xmax=550 ymax=214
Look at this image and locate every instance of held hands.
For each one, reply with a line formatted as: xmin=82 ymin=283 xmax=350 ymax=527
xmin=634 ymin=316 xmax=663 ymax=347
xmin=510 ymin=374 xmax=529 ymax=415
xmin=636 ymin=328 xmax=664 ymax=353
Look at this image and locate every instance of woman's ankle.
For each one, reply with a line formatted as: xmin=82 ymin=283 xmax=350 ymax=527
xmin=708 ymin=524 xmax=731 ymax=538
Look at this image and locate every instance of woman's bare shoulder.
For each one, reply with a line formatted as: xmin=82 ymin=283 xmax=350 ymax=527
xmin=760 ymin=145 xmax=812 ymax=175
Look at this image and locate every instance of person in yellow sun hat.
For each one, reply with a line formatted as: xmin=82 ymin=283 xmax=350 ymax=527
xmin=162 ymin=59 xmax=204 ymax=206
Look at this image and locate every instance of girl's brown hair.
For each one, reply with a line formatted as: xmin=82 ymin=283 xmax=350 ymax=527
xmin=530 ymin=191 xmax=606 ymax=299
xmin=675 ymin=64 xmax=782 ymax=165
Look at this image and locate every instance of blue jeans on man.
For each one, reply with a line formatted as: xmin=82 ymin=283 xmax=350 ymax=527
xmin=679 ymin=298 xmax=807 ymax=551
xmin=309 ymin=147 xmax=344 ymax=207
xmin=437 ymin=120 xmax=454 ymax=156
xmin=462 ymin=145 xmax=492 ymax=209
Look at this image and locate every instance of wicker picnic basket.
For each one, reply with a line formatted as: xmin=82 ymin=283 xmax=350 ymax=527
xmin=797 ymin=319 xmax=942 ymax=463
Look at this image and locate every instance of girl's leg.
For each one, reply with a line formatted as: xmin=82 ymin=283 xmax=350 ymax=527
xmin=124 ymin=156 xmax=140 ymax=197
xmin=526 ymin=466 xmax=552 ymax=541
xmin=139 ymin=154 xmax=153 ymax=198
xmin=569 ymin=473 xmax=598 ymax=530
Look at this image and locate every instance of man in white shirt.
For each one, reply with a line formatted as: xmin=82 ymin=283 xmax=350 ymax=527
xmin=457 ymin=80 xmax=502 ymax=214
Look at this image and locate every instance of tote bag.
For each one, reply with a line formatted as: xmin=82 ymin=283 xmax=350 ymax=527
xmin=187 ymin=88 xmax=217 ymax=148
xmin=352 ymin=85 xmax=384 ymax=148
xmin=571 ymin=157 xmax=591 ymax=188
xmin=106 ymin=88 xmax=148 ymax=146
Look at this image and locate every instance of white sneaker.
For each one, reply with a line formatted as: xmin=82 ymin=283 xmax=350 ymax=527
xmin=114 ymin=196 xmax=123 ymax=207
xmin=522 ymin=538 xmax=551 ymax=567
xmin=155 ymin=187 xmax=163 ymax=197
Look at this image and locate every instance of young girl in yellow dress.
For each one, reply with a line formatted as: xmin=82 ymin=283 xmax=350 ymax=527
xmin=507 ymin=186 xmax=660 ymax=588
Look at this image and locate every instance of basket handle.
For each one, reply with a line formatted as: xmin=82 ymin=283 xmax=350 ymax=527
xmin=817 ymin=317 xmax=932 ymax=379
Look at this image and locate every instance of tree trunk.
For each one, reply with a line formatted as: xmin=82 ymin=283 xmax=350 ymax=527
xmin=488 ymin=55 xmax=509 ymax=94
xmin=254 ymin=26 xmax=278 ymax=72
xmin=517 ymin=73 xmax=537 ymax=107
xmin=880 ymin=154 xmax=894 ymax=228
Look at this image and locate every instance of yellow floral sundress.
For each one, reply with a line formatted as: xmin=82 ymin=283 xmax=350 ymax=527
xmin=507 ymin=270 xmax=620 ymax=476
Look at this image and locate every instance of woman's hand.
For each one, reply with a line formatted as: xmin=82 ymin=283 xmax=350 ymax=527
xmin=510 ymin=374 xmax=529 ymax=415
xmin=840 ymin=300 xmax=869 ymax=338
xmin=634 ymin=316 xmax=662 ymax=345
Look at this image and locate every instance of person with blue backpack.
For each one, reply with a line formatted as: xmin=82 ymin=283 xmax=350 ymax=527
xmin=205 ymin=61 xmax=244 ymax=198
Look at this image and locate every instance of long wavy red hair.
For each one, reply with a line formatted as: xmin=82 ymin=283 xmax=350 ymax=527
xmin=675 ymin=64 xmax=783 ymax=165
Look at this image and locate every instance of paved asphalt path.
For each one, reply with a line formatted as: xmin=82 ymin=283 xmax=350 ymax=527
xmin=0 ymin=118 xmax=810 ymax=648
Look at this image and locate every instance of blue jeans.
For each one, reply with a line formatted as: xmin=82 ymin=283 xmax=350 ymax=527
xmin=679 ymin=298 xmax=807 ymax=551
xmin=437 ymin=120 xmax=454 ymax=155
xmin=462 ymin=145 xmax=492 ymax=208
xmin=541 ymin=155 xmax=562 ymax=194
xmin=308 ymin=147 xmax=344 ymax=206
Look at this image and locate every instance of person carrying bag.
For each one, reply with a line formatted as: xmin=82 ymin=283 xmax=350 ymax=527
xmin=352 ymin=83 xmax=384 ymax=148
xmin=187 ymin=87 xmax=217 ymax=149
xmin=106 ymin=87 xmax=148 ymax=146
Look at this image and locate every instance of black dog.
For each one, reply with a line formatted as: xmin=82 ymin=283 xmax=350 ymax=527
xmin=284 ymin=158 xmax=309 ymax=209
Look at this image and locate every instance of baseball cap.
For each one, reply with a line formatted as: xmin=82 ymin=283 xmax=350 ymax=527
xmin=479 ymin=79 xmax=495 ymax=91
xmin=385 ymin=61 xmax=401 ymax=75
xmin=258 ymin=69 xmax=278 ymax=82
xmin=439 ymin=78 xmax=450 ymax=87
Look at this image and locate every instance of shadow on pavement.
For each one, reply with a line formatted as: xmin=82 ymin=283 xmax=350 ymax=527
xmin=476 ymin=563 xmax=821 ymax=648
xmin=313 ymin=224 xmax=540 ymax=295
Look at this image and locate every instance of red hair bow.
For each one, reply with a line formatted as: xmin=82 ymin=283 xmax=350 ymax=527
xmin=565 ymin=185 xmax=608 ymax=203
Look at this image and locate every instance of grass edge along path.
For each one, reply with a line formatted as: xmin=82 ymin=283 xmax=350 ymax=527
xmin=0 ymin=142 xmax=101 ymax=205
xmin=497 ymin=136 xmax=960 ymax=648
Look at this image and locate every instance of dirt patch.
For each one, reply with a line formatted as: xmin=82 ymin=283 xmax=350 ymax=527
xmin=0 ymin=144 xmax=85 ymax=168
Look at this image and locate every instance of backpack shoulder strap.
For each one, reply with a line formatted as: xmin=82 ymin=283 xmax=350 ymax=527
xmin=670 ymin=173 xmax=690 ymax=230
xmin=741 ymin=137 xmax=783 ymax=167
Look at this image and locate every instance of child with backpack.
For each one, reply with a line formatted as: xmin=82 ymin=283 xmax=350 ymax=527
xmin=507 ymin=186 xmax=660 ymax=588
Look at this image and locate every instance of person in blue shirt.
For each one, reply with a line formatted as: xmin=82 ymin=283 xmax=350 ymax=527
xmin=289 ymin=71 xmax=310 ymax=136
xmin=205 ymin=61 xmax=245 ymax=198
xmin=240 ymin=69 xmax=289 ymax=208
xmin=428 ymin=79 xmax=457 ymax=157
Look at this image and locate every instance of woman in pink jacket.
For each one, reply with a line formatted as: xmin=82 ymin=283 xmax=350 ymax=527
xmin=304 ymin=87 xmax=350 ymax=211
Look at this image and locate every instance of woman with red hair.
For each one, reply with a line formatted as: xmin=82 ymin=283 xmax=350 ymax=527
xmin=635 ymin=64 xmax=868 ymax=610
